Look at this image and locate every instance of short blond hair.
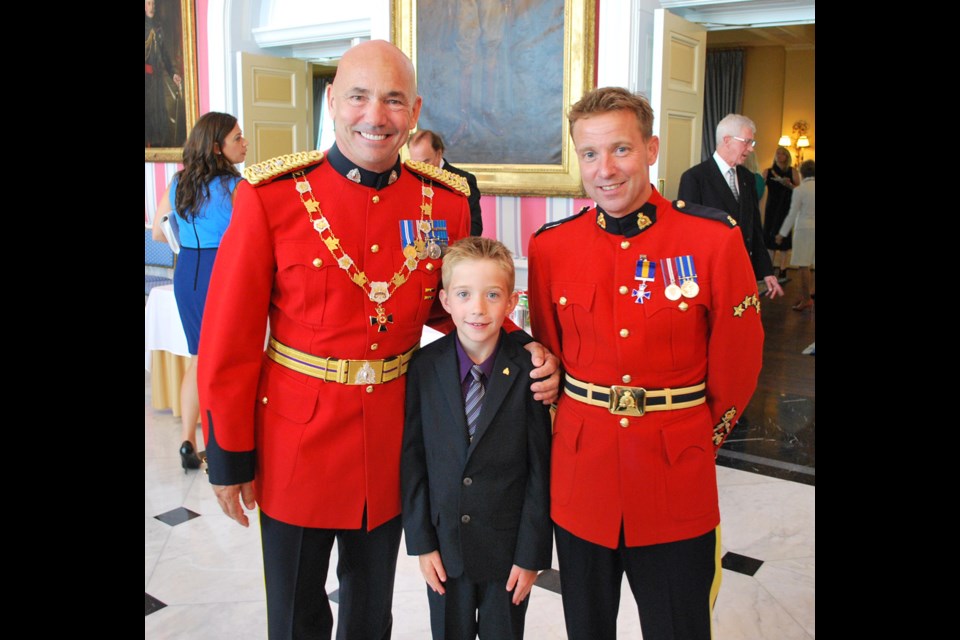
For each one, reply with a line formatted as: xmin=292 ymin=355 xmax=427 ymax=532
xmin=441 ymin=236 xmax=516 ymax=293
xmin=568 ymin=87 xmax=654 ymax=139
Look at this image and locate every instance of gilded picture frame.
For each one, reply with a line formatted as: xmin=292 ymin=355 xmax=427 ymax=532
xmin=145 ymin=0 xmax=199 ymax=163
xmin=393 ymin=0 xmax=595 ymax=196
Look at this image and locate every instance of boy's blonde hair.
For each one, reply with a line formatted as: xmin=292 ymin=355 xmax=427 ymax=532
xmin=441 ymin=236 xmax=516 ymax=293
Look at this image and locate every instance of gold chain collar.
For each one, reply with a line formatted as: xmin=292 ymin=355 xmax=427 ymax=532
xmin=291 ymin=169 xmax=436 ymax=332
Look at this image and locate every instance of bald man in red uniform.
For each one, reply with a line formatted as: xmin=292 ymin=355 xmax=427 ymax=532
xmin=528 ymin=87 xmax=763 ymax=640
xmin=198 ymin=40 xmax=558 ymax=640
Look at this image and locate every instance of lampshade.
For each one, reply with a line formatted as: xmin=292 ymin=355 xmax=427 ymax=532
xmin=778 ymin=135 xmax=792 ymax=147
xmin=796 ymin=136 xmax=810 ymax=149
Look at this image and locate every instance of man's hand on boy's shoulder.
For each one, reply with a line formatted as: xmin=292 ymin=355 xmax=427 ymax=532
xmin=523 ymin=342 xmax=560 ymax=404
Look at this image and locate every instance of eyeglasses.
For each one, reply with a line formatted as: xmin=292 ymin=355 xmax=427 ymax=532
xmin=730 ymin=136 xmax=757 ymax=148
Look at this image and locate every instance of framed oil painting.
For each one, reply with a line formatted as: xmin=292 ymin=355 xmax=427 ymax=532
xmin=393 ymin=0 xmax=596 ymax=196
xmin=145 ymin=0 xmax=199 ymax=163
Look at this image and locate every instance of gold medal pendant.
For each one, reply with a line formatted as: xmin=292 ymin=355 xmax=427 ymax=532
xmin=370 ymin=304 xmax=394 ymax=333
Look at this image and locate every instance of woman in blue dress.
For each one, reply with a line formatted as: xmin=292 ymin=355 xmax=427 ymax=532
xmin=152 ymin=112 xmax=247 ymax=470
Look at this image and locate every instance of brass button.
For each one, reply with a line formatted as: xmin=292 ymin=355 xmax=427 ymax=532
xmin=426 ymin=263 xmax=434 ymax=271
xmin=370 ymin=343 xmax=379 ymax=351
xmin=371 ymin=244 xmax=380 ymax=253
xmin=622 ymin=374 xmax=632 ymax=384
xmin=261 ymin=396 xmax=268 ymax=405
xmin=312 ymin=258 xmax=323 ymax=268
xmin=372 ymin=195 xmax=380 ymax=204
xmin=366 ymin=385 xmax=374 ymax=393
xmin=679 ymin=301 xmax=689 ymax=311
xmin=461 ymin=514 xmax=471 ymax=524
xmin=619 ymin=286 xmax=628 ymax=295
xmin=463 ymin=477 xmax=473 ymax=486
xmin=559 ymin=296 xmax=568 ymax=305
xmin=619 ymin=418 xmax=630 ymax=428
xmin=620 ymin=240 xmax=630 ymax=250
xmin=619 ymin=328 xmax=629 ymax=338
xmin=676 ymin=199 xmax=686 ymax=208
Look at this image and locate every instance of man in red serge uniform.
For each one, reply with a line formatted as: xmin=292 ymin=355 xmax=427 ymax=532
xmin=198 ymin=40 xmax=559 ymax=640
xmin=527 ymin=87 xmax=764 ymax=640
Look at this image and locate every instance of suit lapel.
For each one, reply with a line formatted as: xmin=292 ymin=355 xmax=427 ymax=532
xmin=431 ymin=334 xmax=471 ymax=461
xmin=467 ymin=339 xmax=524 ymax=456
xmin=708 ymin=161 xmax=741 ymax=218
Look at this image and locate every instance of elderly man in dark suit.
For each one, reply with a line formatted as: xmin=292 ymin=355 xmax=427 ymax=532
xmin=678 ymin=114 xmax=784 ymax=298
xmin=408 ymin=129 xmax=484 ymax=236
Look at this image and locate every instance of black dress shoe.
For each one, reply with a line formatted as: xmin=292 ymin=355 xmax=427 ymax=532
xmin=180 ymin=441 xmax=202 ymax=472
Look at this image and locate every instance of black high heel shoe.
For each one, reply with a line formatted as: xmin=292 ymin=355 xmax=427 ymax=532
xmin=180 ymin=441 xmax=202 ymax=472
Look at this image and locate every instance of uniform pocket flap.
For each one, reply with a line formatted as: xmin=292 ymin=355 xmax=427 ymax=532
xmin=264 ymin=369 xmax=319 ymax=424
xmin=661 ymin=415 xmax=709 ymax=465
xmin=551 ymin=282 xmax=596 ymax=311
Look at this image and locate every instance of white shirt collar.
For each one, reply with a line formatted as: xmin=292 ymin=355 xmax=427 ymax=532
xmin=713 ymin=151 xmax=736 ymax=175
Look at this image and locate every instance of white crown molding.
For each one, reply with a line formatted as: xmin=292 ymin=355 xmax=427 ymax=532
xmin=252 ymin=19 xmax=371 ymax=61
xmin=658 ymin=0 xmax=814 ymax=29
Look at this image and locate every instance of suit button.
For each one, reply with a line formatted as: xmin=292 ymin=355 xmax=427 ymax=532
xmin=366 ymin=385 xmax=374 ymax=393
xmin=619 ymin=328 xmax=630 ymax=338
xmin=371 ymin=343 xmax=379 ymax=351
xmin=261 ymin=396 xmax=268 ymax=404
xmin=371 ymin=244 xmax=380 ymax=253
xmin=679 ymin=301 xmax=689 ymax=311
xmin=426 ymin=263 xmax=434 ymax=271
xmin=461 ymin=515 xmax=471 ymax=524
xmin=619 ymin=286 xmax=628 ymax=295
xmin=620 ymin=418 xmax=630 ymax=428
xmin=312 ymin=258 xmax=323 ymax=268
xmin=622 ymin=374 xmax=632 ymax=383
xmin=620 ymin=241 xmax=630 ymax=250
xmin=463 ymin=477 xmax=473 ymax=486
xmin=559 ymin=296 xmax=568 ymax=305
xmin=372 ymin=195 xmax=380 ymax=204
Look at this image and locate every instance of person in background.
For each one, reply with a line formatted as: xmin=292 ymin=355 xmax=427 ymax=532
xmin=528 ymin=87 xmax=763 ymax=640
xmin=408 ymin=129 xmax=484 ymax=236
xmin=197 ymin=40 xmax=559 ymax=640
xmin=678 ymin=114 xmax=784 ymax=298
xmin=762 ymin=146 xmax=801 ymax=281
xmin=743 ymin=152 xmax=765 ymax=203
xmin=402 ymin=236 xmax=552 ymax=640
xmin=777 ymin=159 xmax=815 ymax=311
xmin=152 ymin=111 xmax=247 ymax=471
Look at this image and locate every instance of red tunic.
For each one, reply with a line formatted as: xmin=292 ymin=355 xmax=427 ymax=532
xmin=198 ymin=155 xmax=470 ymax=530
xmin=528 ymin=188 xmax=764 ymax=548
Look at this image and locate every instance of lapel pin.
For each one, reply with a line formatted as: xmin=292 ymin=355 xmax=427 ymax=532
xmin=502 ymin=367 xmax=510 ymax=376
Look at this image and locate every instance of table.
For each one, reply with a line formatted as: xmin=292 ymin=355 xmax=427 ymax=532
xmin=145 ymin=284 xmax=192 ymax=417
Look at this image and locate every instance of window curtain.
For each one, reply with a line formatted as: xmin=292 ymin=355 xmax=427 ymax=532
xmin=701 ymin=49 xmax=744 ymax=161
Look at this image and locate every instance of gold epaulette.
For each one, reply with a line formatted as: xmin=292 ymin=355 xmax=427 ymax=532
xmin=404 ymin=160 xmax=471 ymax=197
xmin=243 ymin=151 xmax=325 ymax=186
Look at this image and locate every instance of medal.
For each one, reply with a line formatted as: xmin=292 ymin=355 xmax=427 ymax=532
xmin=661 ymin=257 xmax=682 ymax=301
xmin=427 ymin=241 xmax=442 ymax=259
xmin=676 ymin=255 xmax=700 ymax=298
xmin=295 ymin=167 xmax=437 ymax=334
xmin=633 ymin=256 xmax=656 ymax=304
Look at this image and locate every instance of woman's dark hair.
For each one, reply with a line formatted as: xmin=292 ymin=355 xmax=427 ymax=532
xmin=174 ymin=112 xmax=242 ymax=221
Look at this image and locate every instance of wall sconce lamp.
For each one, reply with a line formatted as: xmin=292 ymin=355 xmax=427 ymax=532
xmin=778 ymin=120 xmax=810 ymax=167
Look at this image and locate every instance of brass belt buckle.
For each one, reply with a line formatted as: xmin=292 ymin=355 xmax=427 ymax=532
xmin=609 ymin=386 xmax=646 ymax=416
xmin=345 ymin=359 xmax=384 ymax=385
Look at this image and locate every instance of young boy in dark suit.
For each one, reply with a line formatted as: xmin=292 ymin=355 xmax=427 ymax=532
xmin=401 ymin=236 xmax=552 ymax=639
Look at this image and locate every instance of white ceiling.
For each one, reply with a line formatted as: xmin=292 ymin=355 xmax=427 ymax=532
xmin=659 ymin=0 xmax=815 ymax=29
xmin=660 ymin=1 xmax=815 ymax=47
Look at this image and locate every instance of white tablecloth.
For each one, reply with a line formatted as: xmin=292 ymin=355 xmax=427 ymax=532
xmin=145 ymin=284 xmax=190 ymax=370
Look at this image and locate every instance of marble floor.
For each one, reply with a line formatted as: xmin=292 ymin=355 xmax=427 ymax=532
xmin=145 ymin=274 xmax=814 ymax=639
